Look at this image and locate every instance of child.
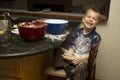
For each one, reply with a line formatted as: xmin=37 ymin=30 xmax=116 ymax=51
xmin=54 ymin=8 xmax=101 ymax=80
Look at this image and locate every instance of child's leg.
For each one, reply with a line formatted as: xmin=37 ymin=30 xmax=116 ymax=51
xmin=73 ymin=61 xmax=88 ymax=80
xmin=64 ymin=65 xmax=75 ymax=80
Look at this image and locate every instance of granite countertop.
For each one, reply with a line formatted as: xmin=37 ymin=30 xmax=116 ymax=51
xmin=0 ymin=20 xmax=80 ymax=58
xmin=0 ymin=32 xmax=63 ymax=58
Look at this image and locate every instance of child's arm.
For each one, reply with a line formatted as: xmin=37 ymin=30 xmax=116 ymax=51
xmin=72 ymin=54 xmax=89 ymax=65
xmin=68 ymin=48 xmax=74 ymax=55
xmin=61 ymin=47 xmax=74 ymax=60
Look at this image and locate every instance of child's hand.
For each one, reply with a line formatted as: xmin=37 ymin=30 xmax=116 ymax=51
xmin=71 ymin=57 xmax=80 ymax=65
xmin=62 ymin=53 xmax=74 ymax=60
xmin=61 ymin=47 xmax=74 ymax=60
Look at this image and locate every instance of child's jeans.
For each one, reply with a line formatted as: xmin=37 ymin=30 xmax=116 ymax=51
xmin=64 ymin=64 xmax=75 ymax=79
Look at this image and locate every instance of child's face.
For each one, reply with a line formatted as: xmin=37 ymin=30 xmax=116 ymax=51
xmin=82 ymin=9 xmax=100 ymax=30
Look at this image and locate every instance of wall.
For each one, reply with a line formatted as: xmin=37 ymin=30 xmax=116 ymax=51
xmin=96 ymin=0 xmax=120 ymax=80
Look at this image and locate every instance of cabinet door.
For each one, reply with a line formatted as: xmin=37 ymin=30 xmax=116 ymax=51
xmin=0 ymin=58 xmax=22 ymax=78
xmin=0 ymin=77 xmax=21 ymax=80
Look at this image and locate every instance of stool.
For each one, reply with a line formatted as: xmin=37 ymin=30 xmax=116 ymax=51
xmin=45 ymin=65 xmax=66 ymax=80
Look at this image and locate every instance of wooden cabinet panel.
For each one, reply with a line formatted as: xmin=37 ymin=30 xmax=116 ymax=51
xmin=0 ymin=77 xmax=21 ymax=80
xmin=0 ymin=58 xmax=22 ymax=78
xmin=0 ymin=51 xmax=51 ymax=80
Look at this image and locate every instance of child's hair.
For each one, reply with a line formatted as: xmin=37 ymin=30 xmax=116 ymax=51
xmin=90 ymin=8 xmax=101 ymax=14
xmin=85 ymin=7 xmax=101 ymax=20
xmin=85 ymin=7 xmax=101 ymax=15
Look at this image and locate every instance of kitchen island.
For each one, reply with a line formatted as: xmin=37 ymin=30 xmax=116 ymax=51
xmin=0 ymin=19 xmax=80 ymax=80
xmin=0 ymin=32 xmax=64 ymax=80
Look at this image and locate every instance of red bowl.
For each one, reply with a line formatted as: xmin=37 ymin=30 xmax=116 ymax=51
xmin=18 ymin=21 xmax=47 ymax=41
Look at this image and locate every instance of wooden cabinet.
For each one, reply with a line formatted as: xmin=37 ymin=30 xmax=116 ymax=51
xmin=0 ymin=77 xmax=20 ymax=80
xmin=0 ymin=58 xmax=22 ymax=80
xmin=0 ymin=51 xmax=51 ymax=80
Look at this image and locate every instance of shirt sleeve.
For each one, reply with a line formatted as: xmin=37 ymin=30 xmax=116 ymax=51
xmin=91 ymin=34 xmax=101 ymax=45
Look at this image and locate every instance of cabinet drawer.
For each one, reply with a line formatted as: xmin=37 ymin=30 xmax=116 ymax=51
xmin=0 ymin=58 xmax=22 ymax=78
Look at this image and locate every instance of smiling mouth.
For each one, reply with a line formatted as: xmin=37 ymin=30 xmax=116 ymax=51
xmin=86 ymin=22 xmax=93 ymax=26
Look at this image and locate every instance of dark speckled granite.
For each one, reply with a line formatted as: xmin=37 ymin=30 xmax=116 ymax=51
xmin=0 ymin=20 xmax=80 ymax=58
xmin=0 ymin=32 xmax=63 ymax=58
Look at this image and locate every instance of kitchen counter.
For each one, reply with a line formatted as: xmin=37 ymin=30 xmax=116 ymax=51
xmin=0 ymin=33 xmax=63 ymax=58
xmin=0 ymin=20 xmax=80 ymax=58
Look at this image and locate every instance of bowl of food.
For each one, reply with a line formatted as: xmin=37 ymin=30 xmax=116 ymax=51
xmin=18 ymin=21 xmax=47 ymax=41
xmin=44 ymin=19 xmax=68 ymax=35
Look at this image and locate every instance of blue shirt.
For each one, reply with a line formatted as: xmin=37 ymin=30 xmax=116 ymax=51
xmin=69 ymin=28 xmax=100 ymax=57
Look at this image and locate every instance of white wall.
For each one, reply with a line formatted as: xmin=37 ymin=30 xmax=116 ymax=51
xmin=96 ymin=0 xmax=120 ymax=80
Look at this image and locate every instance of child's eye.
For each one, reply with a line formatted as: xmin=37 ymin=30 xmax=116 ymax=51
xmin=86 ymin=16 xmax=90 ymax=18
xmin=93 ymin=17 xmax=98 ymax=21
